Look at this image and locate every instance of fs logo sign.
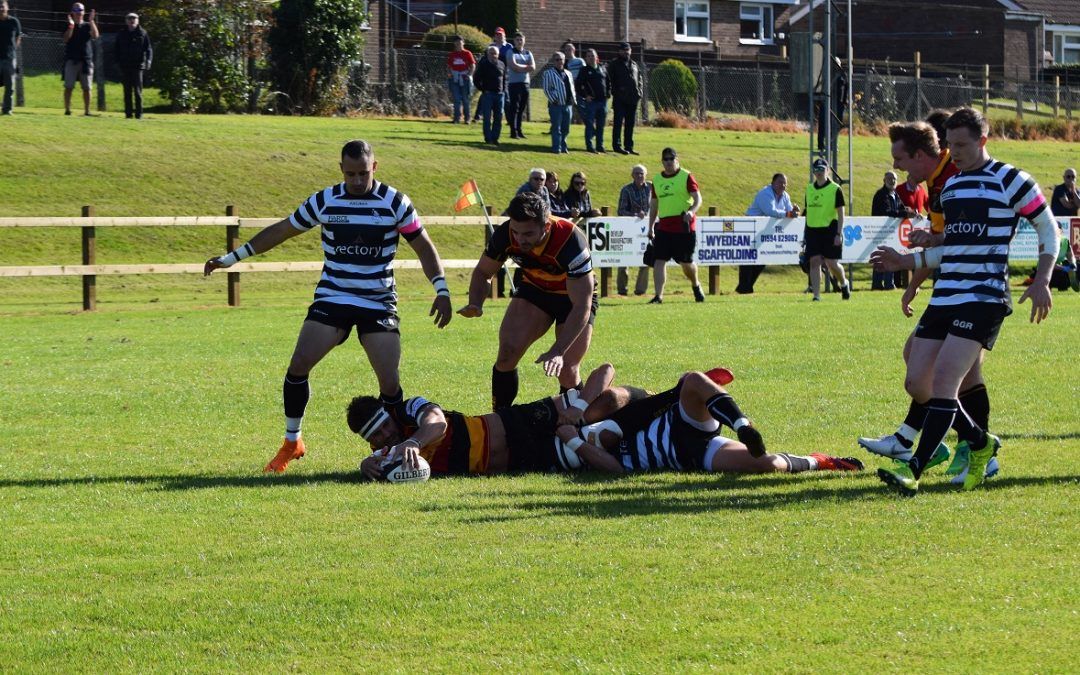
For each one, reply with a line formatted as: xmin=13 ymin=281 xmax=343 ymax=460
xmin=588 ymin=221 xmax=610 ymax=252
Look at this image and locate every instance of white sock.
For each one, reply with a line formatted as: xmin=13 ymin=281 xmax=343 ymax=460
xmin=285 ymin=416 xmax=303 ymax=442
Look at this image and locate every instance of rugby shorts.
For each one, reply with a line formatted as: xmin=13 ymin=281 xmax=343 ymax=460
xmin=914 ymin=302 xmax=1010 ymax=351
xmin=652 ymin=230 xmax=696 ymax=264
xmin=803 ymin=224 xmax=842 ymax=260
xmin=304 ymin=300 xmax=400 ymax=344
xmin=512 ymin=282 xmax=598 ymax=326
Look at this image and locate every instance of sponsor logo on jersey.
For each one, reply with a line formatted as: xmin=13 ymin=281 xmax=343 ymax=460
xmin=327 ymin=215 xmax=350 ymax=223
xmin=335 ymin=244 xmax=383 ymax=256
xmin=943 ymin=222 xmax=986 ymax=237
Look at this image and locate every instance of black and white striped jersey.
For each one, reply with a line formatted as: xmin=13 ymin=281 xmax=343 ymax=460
xmin=289 ymin=181 xmax=423 ymax=312
xmin=617 ymin=405 xmax=719 ymax=472
xmin=933 ymin=159 xmax=1048 ymax=307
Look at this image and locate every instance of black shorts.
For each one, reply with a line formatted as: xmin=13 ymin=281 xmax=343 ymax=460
xmin=804 ymin=224 xmax=842 ymax=260
xmin=652 ymin=230 xmax=696 ymax=264
xmin=496 ymin=397 xmax=561 ymax=472
xmin=304 ymin=300 xmax=400 ymax=344
xmin=513 ymin=282 xmax=598 ymax=326
xmin=914 ymin=302 xmax=1010 ymax=351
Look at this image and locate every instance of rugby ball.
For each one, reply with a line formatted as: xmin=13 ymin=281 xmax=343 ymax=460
xmin=381 ymin=456 xmax=431 ymax=483
xmin=554 ymin=437 xmax=583 ymax=471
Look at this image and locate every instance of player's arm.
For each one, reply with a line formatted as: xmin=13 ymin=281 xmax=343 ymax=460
xmin=407 ymin=229 xmax=452 ymax=328
xmin=63 ymin=12 xmax=75 ymax=41
xmin=556 ymin=425 xmax=624 ymax=474
xmin=900 ymin=266 xmax=934 ymax=318
xmin=557 ymin=362 xmax=615 ymax=427
xmin=203 ymin=217 xmax=304 ymax=275
xmin=871 ymin=245 xmax=943 ymax=273
xmin=535 ymin=273 xmax=593 ymax=377
xmin=458 ymin=254 xmax=502 ymax=317
xmin=392 ymin=405 xmax=448 ymax=470
xmin=1018 ymin=208 xmax=1061 ymax=324
xmin=88 ymin=9 xmax=99 ymax=38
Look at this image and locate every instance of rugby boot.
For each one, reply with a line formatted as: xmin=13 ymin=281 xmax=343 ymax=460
xmin=703 ymin=366 xmax=735 ymax=387
xmin=945 ymin=440 xmax=970 ymax=476
xmin=858 ymin=433 xmax=913 ymax=461
xmin=877 ymin=463 xmax=918 ymax=497
xmin=265 ymin=438 xmax=306 ymax=473
xmin=950 ymin=456 xmax=1000 ymax=485
xmin=693 ymin=285 xmax=705 ymax=302
xmin=962 ymin=435 xmax=1001 ymax=491
xmin=809 ymin=453 xmax=864 ymax=472
xmin=923 ymin=442 xmax=951 ymax=472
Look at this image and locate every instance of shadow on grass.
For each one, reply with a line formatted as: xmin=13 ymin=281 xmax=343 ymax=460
xmin=998 ymin=432 xmax=1080 ymax=441
xmin=383 ymin=134 xmax=560 ymax=154
xmin=0 ymin=471 xmax=363 ymax=491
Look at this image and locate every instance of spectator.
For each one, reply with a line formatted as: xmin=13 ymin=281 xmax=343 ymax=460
xmin=446 ymin=35 xmax=475 ymax=124
xmin=62 ymin=3 xmax=98 ymax=116
xmin=506 ymin=32 xmax=535 ymax=140
xmin=564 ymin=171 xmax=601 ymax=219
xmin=608 ymin=41 xmax=642 ymax=156
xmin=616 ymin=164 xmax=651 ymax=296
xmin=114 ymin=12 xmax=152 ymax=120
xmin=545 ymin=171 xmax=571 ymax=218
xmin=648 ymin=147 xmax=704 ymax=303
xmin=896 ymin=173 xmax=928 ymax=217
xmin=576 ymin=48 xmax=609 ymax=154
xmin=803 ymin=158 xmax=851 ymax=301
xmin=1051 ymin=168 xmax=1080 ymax=217
xmin=740 ymin=173 xmax=801 ymax=294
xmin=0 ymin=0 xmax=21 ymax=116
xmin=562 ymin=40 xmax=585 ymax=80
xmin=870 ymin=171 xmax=906 ymax=290
xmin=473 ymin=45 xmax=505 ymax=145
xmin=541 ymin=50 xmax=575 ymax=154
xmin=472 ymin=27 xmax=512 ymax=124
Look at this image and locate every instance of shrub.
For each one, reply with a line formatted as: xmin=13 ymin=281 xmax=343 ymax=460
xmin=649 ymin=59 xmax=698 ymax=116
xmin=420 ymin=24 xmax=490 ymax=54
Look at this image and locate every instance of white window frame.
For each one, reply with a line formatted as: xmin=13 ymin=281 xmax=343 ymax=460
xmin=1051 ymin=31 xmax=1080 ymax=65
xmin=739 ymin=3 xmax=775 ymax=46
xmin=674 ymin=1 xmax=711 ymax=44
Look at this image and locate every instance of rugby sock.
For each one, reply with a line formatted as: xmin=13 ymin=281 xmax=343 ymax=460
xmin=959 ymin=384 xmax=990 ymax=430
xmin=950 ymin=402 xmax=988 ymax=450
xmin=705 ymin=393 xmax=749 ymax=431
xmin=909 ymin=398 xmax=956 ymax=479
xmin=283 ymin=372 xmax=310 ymax=442
xmin=559 ymin=383 xmax=583 ymax=395
xmin=379 ymin=388 xmax=403 ymax=408
xmin=895 ymin=399 xmax=927 ymax=448
xmin=492 ymin=366 xmax=518 ymax=410
xmin=778 ymin=453 xmax=816 ymax=473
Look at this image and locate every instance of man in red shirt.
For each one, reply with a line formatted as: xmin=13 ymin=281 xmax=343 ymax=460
xmin=446 ymin=35 xmax=475 ymax=124
xmin=896 ymin=175 xmax=928 ymax=216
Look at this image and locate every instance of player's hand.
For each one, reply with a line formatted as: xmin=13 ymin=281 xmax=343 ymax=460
xmin=536 ymin=349 xmax=563 ymax=378
xmin=1018 ymin=281 xmax=1052 ymax=324
xmin=900 ymin=285 xmax=917 ymax=318
xmin=203 ymin=257 xmax=225 ymax=276
xmin=456 ymin=303 xmax=483 ymax=318
xmin=870 ymin=245 xmax=904 ymax=272
xmin=833 ymin=233 xmax=843 ymax=246
xmin=430 ymin=295 xmax=452 ymax=328
xmin=359 ymin=453 xmax=386 ymax=481
xmin=557 ymin=404 xmax=584 ymax=428
xmin=390 ymin=440 xmax=421 ymax=470
xmin=908 ymin=229 xmax=933 ymax=248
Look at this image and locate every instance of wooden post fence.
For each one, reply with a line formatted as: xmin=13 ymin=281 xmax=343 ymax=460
xmin=707 ymin=206 xmax=720 ymax=295
xmin=225 ymin=205 xmax=240 ymax=307
xmin=81 ymin=205 xmax=96 ymax=311
xmin=599 ymin=206 xmax=611 ymax=298
xmin=983 ymin=64 xmax=990 ymax=116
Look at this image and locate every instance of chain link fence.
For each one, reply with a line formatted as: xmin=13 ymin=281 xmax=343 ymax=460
xmin=14 ymin=30 xmax=135 ymax=109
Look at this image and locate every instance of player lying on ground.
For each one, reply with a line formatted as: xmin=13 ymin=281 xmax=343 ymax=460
xmin=348 ymin=364 xmax=863 ymax=479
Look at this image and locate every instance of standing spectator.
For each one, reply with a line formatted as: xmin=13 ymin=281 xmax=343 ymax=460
xmin=870 ymin=171 xmax=906 ymax=290
xmin=62 ymin=3 xmax=98 ymax=116
xmin=0 ymin=0 xmax=21 ymax=116
xmin=114 ymin=12 xmax=152 ymax=120
xmin=617 ymin=164 xmax=651 ymax=296
xmin=1051 ymin=168 xmax=1080 ymax=217
xmin=893 ymin=173 xmax=927 ymax=289
xmin=541 ymin=51 xmax=575 ymax=154
xmin=545 ymin=171 xmax=571 ymax=218
xmin=740 ymin=173 xmax=801 ymax=294
xmin=473 ymin=27 xmax=512 ymax=124
xmin=803 ymin=158 xmax=851 ymax=301
xmin=564 ymin=171 xmax=601 ymax=219
xmin=446 ymin=35 xmax=475 ymax=124
xmin=506 ymin=32 xmax=535 ymax=140
xmin=576 ymin=48 xmax=609 ymax=154
xmin=648 ymin=147 xmax=704 ymax=303
xmin=608 ymin=42 xmax=642 ymax=156
xmin=473 ymin=45 xmax=505 ymax=145
xmin=562 ymin=40 xmax=585 ymax=80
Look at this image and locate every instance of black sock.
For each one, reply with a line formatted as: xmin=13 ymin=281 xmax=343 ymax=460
xmin=705 ymin=393 xmax=747 ymax=429
xmin=492 ymin=367 xmax=519 ymax=410
xmin=951 ymin=401 xmax=988 ymax=450
xmin=902 ymin=399 xmax=927 ymax=430
xmin=379 ymin=388 xmax=403 ymax=408
xmin=283 ymin=372 xmax=310 ymax=418
xmin=959 ymin=384 xmax=990 ymax=431
xmin=909 ymin=398 xmax=956 ymax=478
xmin=559 ymin=382 xmax=582 ymax=395
xmin=778 ymin=453 xmax=812 ymax=473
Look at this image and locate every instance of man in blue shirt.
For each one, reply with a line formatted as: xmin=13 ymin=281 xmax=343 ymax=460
xmin=739 ymin=173 xmax=800 ymax=293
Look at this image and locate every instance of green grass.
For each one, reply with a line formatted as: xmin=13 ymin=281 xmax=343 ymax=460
xmin=16 ymin=72 xmax=170 ymax=112
xmin=1 ymin=273 xmax=1079 ymax=671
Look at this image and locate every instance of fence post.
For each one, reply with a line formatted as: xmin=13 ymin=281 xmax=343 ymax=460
xmin=95 ymin=39 xmax=106 ymax=112
xmin=81 ymin=205 xmax=96 ymax=311
xmin=485 ymin=205 xmax=497 ymax=299
xmin=755 ymin=56 xmax=764 ymax=118
xmin=639 ymin=38 xmax=649 ymax=123
xmin=226 ymin=205 xmax=240 ymax=307
xmin=707 ymin=206 xmax=719 ymax=295
xmin=1015 ymin=66 xmax=1023 ymax=119
xmin=982 ymin=64 xmax=990 ymax=116
xmin=599 ymin=206 xmax=610 ymax=298
xmin=914 ymin=51 xmax=922 ymax=119
xmin=14 ymin=40 xmax=24 ymax=108
xmin=1054 ymin=75 xmax=1060 ymax=118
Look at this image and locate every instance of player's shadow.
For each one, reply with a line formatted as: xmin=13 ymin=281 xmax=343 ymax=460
xmin=998 ymin=432 xmax=1080 ymax=441
xmin=0 ymin=471 xmax=364 ymax=491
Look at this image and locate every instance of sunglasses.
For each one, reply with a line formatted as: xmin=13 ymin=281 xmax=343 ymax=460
xmin=662 ymin=157 xmax=676 ymax=162
xmin=572 ymin=181 xmax=585 ymax=187
xmin=530 ymin=176 xmax=544 ymax=181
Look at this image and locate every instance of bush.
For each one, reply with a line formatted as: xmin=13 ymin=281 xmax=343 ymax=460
xmin=268 ymin=0 xmax=368 ymax=115
xmin=420 ymin=24 xmax=490 ymax=54
xmin=649 ymin=59 xmax=698 ymax=117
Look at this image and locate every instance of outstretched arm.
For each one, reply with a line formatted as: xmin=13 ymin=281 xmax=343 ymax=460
xmin=458 ymin=254 xmax=502 ymax=317
xmin=203 ymin=218 xmax=304 ymax=275
xmin=535 ymin=273 xmax=594 ymax=377
xmin=407 ymin=229 xmax=452 ymax=328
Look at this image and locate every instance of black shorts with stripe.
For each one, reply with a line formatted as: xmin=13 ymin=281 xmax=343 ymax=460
xmin=914 ymin=302 xmax=1010 ymax=351
xmin=305 ymin=300 xmax=400 ymax=344
xmin=512 ymin=283 xmax=598 ymax=326
xmin=496 ymin=397 xmax=561 ymax=472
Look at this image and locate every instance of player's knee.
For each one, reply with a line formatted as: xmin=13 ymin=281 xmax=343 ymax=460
xmin=904 ymin=378 xmax=929 ymax=402
xmin=680 ymin=371 xmax=714 ymax=394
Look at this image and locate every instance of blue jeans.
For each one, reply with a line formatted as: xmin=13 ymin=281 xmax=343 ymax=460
xmin=449 ymin=77 xmax=471 ymax=122
xmin=582 ymin=99 xmax=607 ymax=151
xmin=479 ymin=91 xmax=504 ymax=142
xmin=549 ymin=103 xmax=571 ymax=152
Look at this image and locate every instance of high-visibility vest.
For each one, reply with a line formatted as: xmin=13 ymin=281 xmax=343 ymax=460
xmin=805 ymin=180 xmax=840 ymax=229
xmin=653 ymin=168 xmax=693 ymax=219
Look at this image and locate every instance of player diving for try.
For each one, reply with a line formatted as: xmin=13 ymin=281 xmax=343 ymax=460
xmin=204 ymin=140 xmax=452 ymax=473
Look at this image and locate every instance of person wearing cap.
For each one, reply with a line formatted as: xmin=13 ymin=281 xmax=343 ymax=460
xmin=803 ymin=158 xmax=851 ymax=301
xmin=114 ymin=12 xmax=152 ymax=119
xmin=62 ymin=2 xmax=98 ymax=116
xmin=647 ymin=147 xmax=705 ymax=303
xmin=608 ymin=41 xmax=642 ymax=155
xmin=0 ymin=0 xmax=22 ymax=116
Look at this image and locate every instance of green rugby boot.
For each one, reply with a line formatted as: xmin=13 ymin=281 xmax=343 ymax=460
xmin=878 ymin=463 xmax=919 ymax=497
xmin=945 ymin=440 xmax=970 ymax=476
xmin=963 ymin=434 xmax=1001 ymax=491
xmin=923 ymin=442 xmax=951 ymax=472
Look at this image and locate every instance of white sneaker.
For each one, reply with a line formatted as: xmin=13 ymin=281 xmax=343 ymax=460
xmin=857 ymin=433 xmax=913 ymax=461
xmin=949 ymin=456 xmax=1000 ymax=485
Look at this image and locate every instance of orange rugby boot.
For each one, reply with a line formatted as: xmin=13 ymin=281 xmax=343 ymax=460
xmin=265 ymin=438 xmax=306 ymax=473
xmin=703 ymin=366 xmax=735 ymax=387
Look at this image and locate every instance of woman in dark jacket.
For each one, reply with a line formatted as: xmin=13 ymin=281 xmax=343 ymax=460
xmin=563 ymin=171 xmax=601 ymax=218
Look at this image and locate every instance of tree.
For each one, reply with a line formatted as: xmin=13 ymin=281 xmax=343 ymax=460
xmin=267 ymin=0 xmax=368 ymax=115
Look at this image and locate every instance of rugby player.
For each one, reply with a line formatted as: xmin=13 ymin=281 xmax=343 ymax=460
xmin=351 ymin=365 xmax=863 ymax=479
xmin=204 ymin=140 xmax=452 ymax=473
xmin=458 ymin=191 xmax=596 ymax=409
xmin=870 ymin=107 xmax=1059 ymax=496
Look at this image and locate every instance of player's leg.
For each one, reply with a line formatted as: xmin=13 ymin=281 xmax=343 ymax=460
xmin=358 ymin=330 xmax=403 ymax=404
xmin=706 ymin=440 xmax=862 ymax=474
xmin=809 ymin=254 xmax=823 ymax=299
xmin=860 ymin=333 xmax=938 ymax=459
xmin=652 ymin=258 xmax=667 ymax=301
xmin=493 ymin=298 xmax=554 ymax=409
xmin=677 ymin=372 xmax=766 ymax=457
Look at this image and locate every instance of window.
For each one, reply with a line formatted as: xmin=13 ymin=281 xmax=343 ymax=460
xmin=740 ymin=3 xmax=774 ymax=45
xmin=674 ymin=1 xmax=710 ymax=42
xmin=1053 ymin=33 xmax=1080 ymax=64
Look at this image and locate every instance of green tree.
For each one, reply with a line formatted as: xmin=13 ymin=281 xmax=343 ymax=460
xmin=268 ymin=0 xmax=368 ymax=115
xmin=649 ymin=59 xmax=698 ymax=116
xmin=420 ymin=24 xmax=490 ymax=54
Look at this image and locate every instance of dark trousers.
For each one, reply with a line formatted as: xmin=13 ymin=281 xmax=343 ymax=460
xmin=0 ymin=60 xmax=14 ymax=113
xmin=121 ymin=68 xmax=143 ymax=118
xmin=736 ymin=265 xmax=764 ymax=293
xmin=611 ymin=99 xmax=637 ymax=151
xmin=507 ymin=83 xmax=529 ymax=135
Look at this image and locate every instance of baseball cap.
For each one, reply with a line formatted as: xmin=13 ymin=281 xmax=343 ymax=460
xmin=618 ymin=41 xmax=631 ymax=50
xmin=812 ymin=158 xmax=828 ymax=171
xmin=72 ymin=2 xmax=85 ymax=11
xmin=494 ymin=27 xmax=505 ymax=35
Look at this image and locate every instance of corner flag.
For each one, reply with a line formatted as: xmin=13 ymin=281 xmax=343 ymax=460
xmin=454 ymin=179 xmax=482 ymax=212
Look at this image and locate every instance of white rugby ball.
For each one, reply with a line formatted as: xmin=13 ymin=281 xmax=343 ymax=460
xmin=381 ymin=456 xmax=431 ymax=483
